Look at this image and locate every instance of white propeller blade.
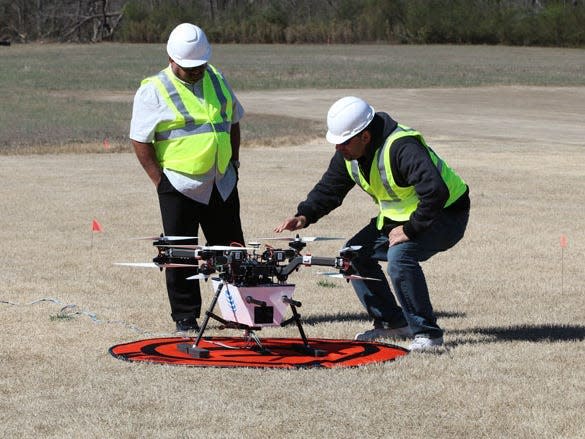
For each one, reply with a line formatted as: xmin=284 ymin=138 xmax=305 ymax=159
xmin=346 ymin=274 xmax=382 ymax=281
xmin=132 ymin=235 xmax=199 ymax=241
xmin=299 ymin=236 xmax=343 ymax=242
xmin=340 ymin=245 xmax=362 ymax=252
xmin=155 ymin=244 xmax=252 ymax=251
xmin=186 ymin=273 xmax=209 ymax=280
xmin=317 ymin=272 xmax=382 ymax=282
xmin=114 ymin=262 xmax=158 ymax=268
xmin=258 ymin=236 xmax=342 ymax=243
xmin=162 ymin=263 xmax=200 ymax=268
xmin=114 ymin=262 xmax=199 ymax=268
xmin=202 ymin=245 xmax=254 ymax=251
xmin=155 ymin=244 xmax=201 ymax=249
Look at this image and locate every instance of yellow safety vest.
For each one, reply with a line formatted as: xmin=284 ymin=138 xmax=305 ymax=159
xmin=143 ymin=64 xmax=234 ymax=176
xmin=345 ymin=125 xmax=467 ymax=230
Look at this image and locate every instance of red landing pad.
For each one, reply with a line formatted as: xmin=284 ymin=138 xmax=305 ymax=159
xmin=109 ymin=337 xmax=409 ymax=369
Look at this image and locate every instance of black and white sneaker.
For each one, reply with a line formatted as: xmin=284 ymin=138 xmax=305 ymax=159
xmin=354 ymin=325 xmax=413 ymax=341
xmin=175 ymin=317 xmax=200 ymax=332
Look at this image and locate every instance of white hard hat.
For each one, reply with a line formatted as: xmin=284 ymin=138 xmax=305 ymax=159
xmin=326 ymin=96 xmax=375 ymax=144
xmin=166 ymin=23 xmax=211 ymax=68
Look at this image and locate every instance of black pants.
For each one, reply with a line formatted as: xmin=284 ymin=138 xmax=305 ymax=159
xmin=157 ymin=173 xmax=245 ymax=321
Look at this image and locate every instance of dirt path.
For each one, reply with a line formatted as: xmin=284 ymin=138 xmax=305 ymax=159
xmin=89 ymin=86 xmax=584 ymax=147
xmin=238 ymin=86 xmax=585 ymax=147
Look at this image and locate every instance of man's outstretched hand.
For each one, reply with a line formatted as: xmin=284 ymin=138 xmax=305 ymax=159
xmin=274 ymin=215 xmax=307 ymax=233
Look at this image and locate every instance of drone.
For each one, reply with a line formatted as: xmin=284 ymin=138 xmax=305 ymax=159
xmin=116 ymin=234 xmax=379 ymax=358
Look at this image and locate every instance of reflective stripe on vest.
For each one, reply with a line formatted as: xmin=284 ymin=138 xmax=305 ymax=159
xmin=346 ymin=124 xmax=467 ymax=229
xmin=144 ymin=64 xmax=233 ymax=176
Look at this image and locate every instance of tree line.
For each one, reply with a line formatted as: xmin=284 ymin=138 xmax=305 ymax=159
xmin=1 ymin=0 xmax=584 ymax=47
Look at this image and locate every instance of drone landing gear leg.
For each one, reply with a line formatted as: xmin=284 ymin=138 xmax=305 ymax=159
xmin=282 ymin=296 xmax=326 ymax=357
xmin=244 ymin=329 xmax=271 ymax=355
xmin=178 ymin=281 xmax=225 ymax=359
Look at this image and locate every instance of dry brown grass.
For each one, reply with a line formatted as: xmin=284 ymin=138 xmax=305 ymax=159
xmin=1 ymin=87 xmax=584 ymax=438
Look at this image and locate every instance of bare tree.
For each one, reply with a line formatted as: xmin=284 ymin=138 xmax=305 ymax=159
xmin=0 ymin=0 xmax=124 ymax=42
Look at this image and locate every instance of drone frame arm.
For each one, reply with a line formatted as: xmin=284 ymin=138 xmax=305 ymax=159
xmin=276 ymin=255 xmax=342 ymax=280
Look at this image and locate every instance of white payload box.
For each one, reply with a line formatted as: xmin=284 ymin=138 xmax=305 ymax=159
xmin=213 ymin=278 xmax=295 ymax=327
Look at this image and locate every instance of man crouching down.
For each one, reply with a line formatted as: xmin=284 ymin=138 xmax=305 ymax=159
xmin=275 ymin=96 xmax=469 ymax=352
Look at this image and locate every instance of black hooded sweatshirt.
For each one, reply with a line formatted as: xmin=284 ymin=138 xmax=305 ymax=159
xmin=295 ymin=112 xmax=470 ymax=239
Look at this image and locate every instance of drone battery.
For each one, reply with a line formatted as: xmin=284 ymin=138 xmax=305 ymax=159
xmin=213 ymin=279 xmax=295 ymax=327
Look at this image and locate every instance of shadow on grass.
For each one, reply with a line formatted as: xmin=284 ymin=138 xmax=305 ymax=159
xmin=303 ymin=311 xmax=369 ymax=325
xmin=450 ymin=323 xmax=585 ymax=346
xmin=303 ymin=310 xmax=465 ymax=325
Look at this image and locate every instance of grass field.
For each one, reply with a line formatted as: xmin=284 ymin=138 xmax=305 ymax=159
xmin=2 ymin=43 xmax=585 ymax=151
xmin=1 ymin=44 xmax=584 ymax=438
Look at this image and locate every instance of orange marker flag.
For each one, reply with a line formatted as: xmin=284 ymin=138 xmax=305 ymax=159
xmin=92 ymin=219 xmax=103 ymax=232
xmin=560 ymin=234 xmax=568 ymax=248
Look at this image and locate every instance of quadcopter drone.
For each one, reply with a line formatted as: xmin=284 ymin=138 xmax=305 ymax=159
xmin=117 ymin=234 xmax=378 ymax=358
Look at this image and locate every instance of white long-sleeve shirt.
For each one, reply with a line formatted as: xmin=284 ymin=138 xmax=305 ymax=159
xmin=129 ymin=65 xmax=244 ymax=204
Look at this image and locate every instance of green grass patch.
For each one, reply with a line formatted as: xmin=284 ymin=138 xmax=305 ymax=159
xmin=0 ymin=111 xmax=323 ymax=154
xmin=49 ymin=313 xmax=75 ymax=321
xmin=317 ymin=279 xmax=338 ymax=288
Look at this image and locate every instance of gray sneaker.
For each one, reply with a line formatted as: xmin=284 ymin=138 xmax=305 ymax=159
xmin=408 ymin=335 xmax=444 ymax=351
xmin=354 ymin=325 xmax=413 ymax=341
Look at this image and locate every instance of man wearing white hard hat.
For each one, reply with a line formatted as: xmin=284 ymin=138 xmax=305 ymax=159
xmin=275 ymin=96 xmax=470 ymax=351
xmin=130 ymin=23 xmax=245 ymax=332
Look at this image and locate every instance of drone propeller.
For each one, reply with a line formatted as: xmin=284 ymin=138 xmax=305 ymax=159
xmin=114 ymin=262 xmax=158 ymax=268
xmin=340 ymin=245 xmax=362 ymax=252
xmin=153 ymin=242 xmax=254 ymax=251
xmin=133 ymin=235 xmax=199 ymax=241
xmin=317 ymin=272 xmax=382 ymax=282
xmin=258 ymin=236 xmax=343 ymax=243
xmin=114 ymin=262 xmax=199 ymax=268
xmin=201 ymin=245 xmax=255 ymax=251
xmin=186 ymin=273 xmax=210 ymax=280
xmin=155 ymin=244 xmax=202 ymax=249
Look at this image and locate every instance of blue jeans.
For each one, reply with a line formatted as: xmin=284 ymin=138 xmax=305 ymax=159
xmin=347 ymin=208 xmax=469 ymax=338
